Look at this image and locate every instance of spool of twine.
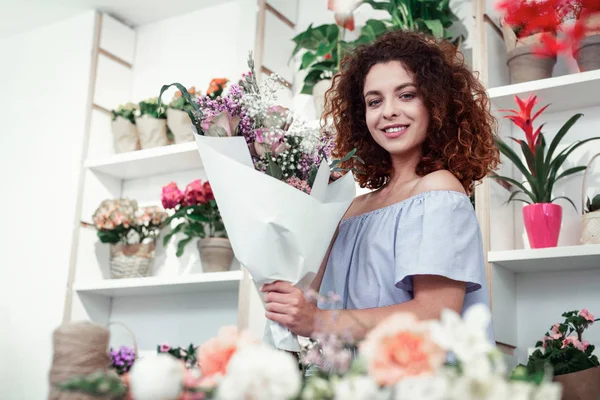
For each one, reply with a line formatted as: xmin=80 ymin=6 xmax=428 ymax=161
xmin=48 ymin=322 xmax=111 ymax=400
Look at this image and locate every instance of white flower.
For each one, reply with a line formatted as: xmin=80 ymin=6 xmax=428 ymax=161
xmin=335 ymin=375 xmax=389 ymax=400
xmin=430 ymin=304 xmax=493 ymax=363
xmin=301 ymin=375 xmax=334 ymax=400
xmin=126 ymin=229 xmax=141 ymax=244
xmin=128 ymin=353 xmax=185 ymax=400
xmin=507 ymin=381 xmax=534 ymax=400
xmin=216 ymin=344 xmax=301 ymax=400
xmin=533 ymin=382 xmax=562 ymax=400
xmin=394 ymin=375 xmax=450 ymax=400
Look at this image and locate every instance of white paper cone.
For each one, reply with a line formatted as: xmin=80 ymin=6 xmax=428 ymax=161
xmin=194 ymin=134 xmax=355 ymax=351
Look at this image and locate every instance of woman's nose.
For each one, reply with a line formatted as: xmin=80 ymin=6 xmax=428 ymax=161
xmin=382 ymin=100 xmax=400 ymax=119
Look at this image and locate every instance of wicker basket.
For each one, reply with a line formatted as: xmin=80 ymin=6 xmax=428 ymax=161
xmin=109 ymin=241 xmax=155 ymax=279
xmin=581 ymin=153 xmax=600 ymax=244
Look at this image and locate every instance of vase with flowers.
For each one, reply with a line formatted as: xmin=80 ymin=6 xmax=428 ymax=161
xmin=92 ymin=199 xmax=167 ymax=278
xmin=167 ymin=79 xmax=229 ymax=144
xmin=111 ymin=102 xmax=140 ymax=153
xmin=527 ymin=309 xmax=600 ymax=400
xmin=161 ymin=180 xmax=232 ymax=272
xmin=492 ymin=94 xmax=600 ymax=248
xmin=135 ymin=97 xmax=171 ymax=148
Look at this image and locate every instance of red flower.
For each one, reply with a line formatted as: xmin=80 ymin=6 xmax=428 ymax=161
xmin=161 ymin=182 xmax=183 ymax=209
xmin=184 ymin=179 xmax=207 ymax=206
xmin=500 ymin=94 xmax=549 ymax=154
xmin=324 ymin=53 xmax=332 ymax=60
xmin=203 ymin=181 xmax=215 ymax=202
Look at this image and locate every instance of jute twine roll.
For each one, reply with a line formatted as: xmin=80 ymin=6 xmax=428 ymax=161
xmin=48 ymin=322 xmax=111 ymax=400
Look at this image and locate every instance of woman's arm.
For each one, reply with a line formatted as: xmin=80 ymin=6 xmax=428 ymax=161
xmin=261 ymin=274 xmax=466 ymax=341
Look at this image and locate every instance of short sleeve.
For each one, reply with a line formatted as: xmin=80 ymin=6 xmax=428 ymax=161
xmin=394 ymin=191 xmax=485 ymax=293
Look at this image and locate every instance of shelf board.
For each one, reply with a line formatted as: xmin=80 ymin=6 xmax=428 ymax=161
xmin=488 ymin=69 xmax=600 ymax=113
xmin=84 ymin=142 xmax=202 ymax=180
xmin=488 ymin=244 xmax=600 ymax=273
xmin=74 ymin=270 xmax=243 ymax=297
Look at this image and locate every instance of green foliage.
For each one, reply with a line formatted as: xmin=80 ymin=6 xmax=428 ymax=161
xmin=163 ymin=201 xmax=227 ymax=257
xmin=492 ymin=114 xmax=600 ymax=210
xmin=111 ymin=102 xmax=138 ymax=124
xmin=56 ymin=370 xmax=126 ymax=398
xmin=158 ymin=343 xmax=198 ymax=367
xmin=291 ymin=0 xmax=464 ymax=94
xmin=138 ymin=97 xmax=167 ymax=119
xmin=159 ymin=83 xmax=204 ymax=134
xmin=585 ymin=194 xmax=600 ymax=213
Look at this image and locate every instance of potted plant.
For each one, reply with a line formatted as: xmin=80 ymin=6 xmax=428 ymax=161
xmin=582 ymin=192 xmax=600 ymax=244
xmin=161 ymin=180 xmax=233 ymax=272
xmin=135 ymin=97 xmax=171 ymax=149
xmin=497 ymin=0 xmax=565 ymax=83
xmin=492 ymin=94 xmax=600 ymax=248
xmin=166 ymin=79 xmax=229 ymax=144
xmin=572 ymin=1 xmax=600 ymax=72
xmin=111 ymin=102 xmax=140 ymax=153
xmin=92 ymin=199 xmax=167 ymax=279
xmin=527 ymin=309 xmax=600 ymax=400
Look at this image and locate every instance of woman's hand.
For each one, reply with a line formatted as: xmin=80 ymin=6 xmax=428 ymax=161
xmin=260 ymin=281 xmax=319 ymax=337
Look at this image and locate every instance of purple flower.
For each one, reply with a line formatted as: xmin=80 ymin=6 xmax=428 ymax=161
xmin=109 ymin=346 xmax=135 ymax=375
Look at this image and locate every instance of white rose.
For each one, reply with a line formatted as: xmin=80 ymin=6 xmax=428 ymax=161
xmin=128 ymin=353 xmax=185 ymax=400
xmin=217 ymin=344 xmax=301 ymax=400
xmin=334 ymin=375 xmax=388 ymax=400
xmin=394 ymin=375 xmax=449 ymax=400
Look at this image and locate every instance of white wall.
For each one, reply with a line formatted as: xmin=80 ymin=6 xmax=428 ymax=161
xmin=0 ymin=11 xmax=96 ymax=399
xmin=131 ymin=0 xmax=256 ymax=103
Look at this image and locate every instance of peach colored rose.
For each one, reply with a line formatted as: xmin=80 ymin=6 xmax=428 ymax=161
xmin=197 ymin=326 xmax=257 ymax=378
xmin=359 ymin=313 xmax=445 ymax=386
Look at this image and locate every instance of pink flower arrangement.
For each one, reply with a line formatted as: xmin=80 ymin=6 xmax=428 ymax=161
xmin=161 ymin=180 xmax=226 ymax=257
xmin=359 ymin=313 xmax=445 ymax=386
xmin=579 ymin=308 xmax=595 ymax=322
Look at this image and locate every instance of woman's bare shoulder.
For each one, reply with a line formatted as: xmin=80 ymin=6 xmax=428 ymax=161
xmin=411 ymin=170 xmax=465 ymax=197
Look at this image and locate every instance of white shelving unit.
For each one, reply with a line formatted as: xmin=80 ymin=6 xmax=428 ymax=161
xmin=488 ymin=244 xmax=600 ymax=273
xmin=74 ymin=270 xmax=243 ymax=297
xmin=84 ymin=142 xmax=201 ymax=180
xmin=478 ymin=7 xmax=600 ymax=363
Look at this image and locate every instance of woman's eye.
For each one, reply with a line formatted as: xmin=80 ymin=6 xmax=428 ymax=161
xmin=367 ymin=99 xmax=381 ymax=107
xmin=400 ymin=92 xmax=415 ymax=100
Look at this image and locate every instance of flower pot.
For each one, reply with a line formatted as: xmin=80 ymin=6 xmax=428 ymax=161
xmin=522 ymin=203 xmax=562 ymax=248
xmin=111 ymin=116 xmax=140 ymax=153
xmin=581 ymin=211 xmax=600 ymax=244
xmin=554 ymin=366 xmax=600 ymax=400
xmin=135 ymin=116 xmax=170 ymax=149
xmin=197 ymin=237 xmax=233 ymax=272
xmin=574 ymin=34 xmax=600 ymax=72
xmin=502 ymin=23 xmax=556 ymax=83
xmin=109 ymin=241 xmax=155 ymax=279
xmin=312 ymin=79 xmax=333 ymax=119
xmin=166 ymin=108 xmax=194 ymax=143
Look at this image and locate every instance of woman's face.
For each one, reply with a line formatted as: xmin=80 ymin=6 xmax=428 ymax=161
xmin=363 ymin=61 xmax=430 ymax=158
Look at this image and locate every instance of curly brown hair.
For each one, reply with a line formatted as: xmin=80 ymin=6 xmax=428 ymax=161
xmin=323 ymin=30 xmax=500 ymax=194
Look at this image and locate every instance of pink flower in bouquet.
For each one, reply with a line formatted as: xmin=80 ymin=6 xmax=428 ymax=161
xmin=562 ymin=336 xmax=587 ymax=351
xmin=160 ymin=343 xmax=171 ymax=352
xmin=550 ymin=323 xmax=563 ymax=339
xmin=254 ymin=128 xmax=290 ymax=158
xmin=359 ymin=313 xmax=445 ymax=386
xmin=265 ymin=105 xmax=292 ymax=130
xmin=201 ymin=110 xmax=240 ymax=137
xmin=197 ymin=326 xmax=257 ymax=378
xmin=286 ymin=177 xmax=312 ymax=194
xmin=184 ymin=180 xmax=207 ymax=206
xmin=161 ymin=182 xmax=183 ymax=209
xmin=579 ymin=309 xmax=595 ymax=322
xmin=203 ymin=181 xmax=215 ymax=202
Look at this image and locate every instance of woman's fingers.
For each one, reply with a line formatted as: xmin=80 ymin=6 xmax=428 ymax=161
xmin=329 ymin=171 xmax=342 ymax=183
xmin=264 ymin=302 xmax=293 ymax=314
xmin=263 ymin=291 xmax=295 ymax=304
xmin=260 ymin=280 xmax=295 ymax=293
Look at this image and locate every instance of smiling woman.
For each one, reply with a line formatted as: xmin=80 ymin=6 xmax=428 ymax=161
xmin=261 ymin=30 xmax=501 ymax=346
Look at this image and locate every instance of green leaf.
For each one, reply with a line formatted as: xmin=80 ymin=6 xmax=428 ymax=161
xmin=158 ymin=83 xmax=202 ymax=133
xmin=495 ymin=137 xmax=537 ymax=199
xmin=266 ymin=158 xmax=283 ymax=180
xmin=505 ymin=190 xmax=532 ymax=205
xmin=534 ymin=136 xmax=546 ymax=200
xmin=363 ymin=0 xmax=391 ymax=11
xmin=301 ymin=52 xmax=317 ymax=69
xmin=187 ymin=213 xmax=210 ymax=222
xmin=555 ymin=166 xmax=586 ymax=183
xmin=422 ymin=19 xmax=444 ymax=37
xmin=551 ymin=196 xmax=578 ymax=212
xmin=97 ymin=230 xmax=120 ymax=244
xmin=489 ymin=174 xmax=536 ymax=202
xmin=163 ymin=223 xmax=185 ymax=246
xmin=176 ymin=236 xmax=193 ymax=257
xmin=545 ymin=114 xmax=584 ymax=170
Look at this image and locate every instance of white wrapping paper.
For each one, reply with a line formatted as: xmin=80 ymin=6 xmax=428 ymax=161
xmin=195 ymin=134 xmax=355 ymax=351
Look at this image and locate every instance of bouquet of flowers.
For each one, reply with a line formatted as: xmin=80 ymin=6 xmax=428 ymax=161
xmin=157 ymin=54 xmax=357 ymax=352
xmin=161 ymin=180 xmax=226 ymax=257
xmin=92 ymin=199 xmax=167 ymax=245
xmin=55 ymin=305 xmax=563 ymax=400
xmin=109 ymin=346 xmax=136 ymax=376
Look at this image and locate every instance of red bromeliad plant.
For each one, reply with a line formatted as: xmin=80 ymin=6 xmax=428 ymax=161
xmin=492 ymin=94 xmax=600 ymax=208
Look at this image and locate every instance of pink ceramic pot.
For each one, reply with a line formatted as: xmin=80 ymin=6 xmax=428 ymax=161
xmin=522 ymin=203 xmax=562 ymax=248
